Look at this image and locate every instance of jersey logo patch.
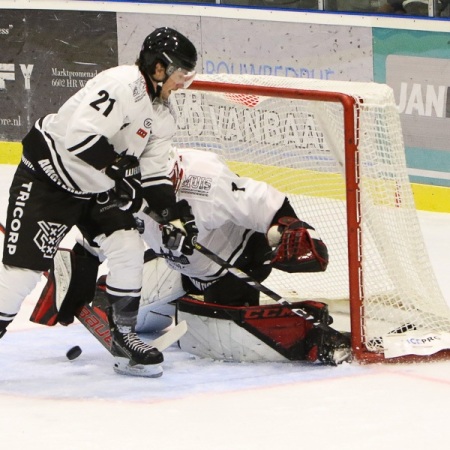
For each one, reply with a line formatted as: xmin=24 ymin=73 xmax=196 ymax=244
xmin=137 ymin=128 xmax=148 ymax=138
xmin=231 ymin=182 xmax=246 ymax=192
xmin=129 ymin=78 xmax=146 ymax=102
xmin=34 ymin=221 xmax=68 ymax=258
xmin=180 ymin=175 xmax=212 ymax=197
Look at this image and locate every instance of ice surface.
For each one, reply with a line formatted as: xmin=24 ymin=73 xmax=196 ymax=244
xmin=1 ymin=164 xmax=450 ymax=450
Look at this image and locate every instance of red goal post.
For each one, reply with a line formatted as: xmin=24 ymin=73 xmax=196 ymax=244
xmin=172 ymin=74 xmax=450 ymax=363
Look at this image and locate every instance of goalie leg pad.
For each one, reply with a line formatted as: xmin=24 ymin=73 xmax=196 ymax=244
xmin=136 ymin=255 xmax=185 ymax=332
xmin=29 ymin=270 xmax=59 ymax=326
xmin=176 ymin=297 xmax=337 ymax=362
xmin=57 ymin=244 xmax=100 ymax=324
xmin=30 ymin=245 xmax=100 ymax=326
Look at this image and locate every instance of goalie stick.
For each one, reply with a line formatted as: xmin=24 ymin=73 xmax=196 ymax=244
xmin=193 ymin=242 xmax=340 ymax=333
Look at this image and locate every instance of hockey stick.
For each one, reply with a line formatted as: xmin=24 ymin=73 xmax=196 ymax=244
xmin=76 ymin=302 xmax=187 ymax=353
xmin=0 ymin=222 xmax=187 ymax=355
xmin=193 ymin=241 xmax=338 ymax=333
xmin=76 ymin=301 xmax=187 ymax=377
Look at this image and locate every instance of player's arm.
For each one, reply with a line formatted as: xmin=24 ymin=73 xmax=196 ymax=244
xmin=63 ymin=76 xmax=148 ymax=207
xmin=140 ymin=143 xmax=198 ymax=255
xmin=215 ymin=167 xmax=328 ymax=273
xmin=140 ymin=142 xmax=178 ymax=214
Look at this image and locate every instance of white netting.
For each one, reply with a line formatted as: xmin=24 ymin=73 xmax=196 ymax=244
xmin=171 ymin=73 xmax=450 ymax=356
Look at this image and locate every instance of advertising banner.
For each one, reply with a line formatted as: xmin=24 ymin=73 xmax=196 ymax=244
xmin=0 ymin=10 xmax=118 ymax=142
xmin=117 ymin=14 xmax=373 ymax=82
xmin=374 ymin=28 xmax=450 ymax=187
xmin=200 ymin=18 xmax=372 ymax=82
xmin=118 ymin=13 xmax=202 ymax=66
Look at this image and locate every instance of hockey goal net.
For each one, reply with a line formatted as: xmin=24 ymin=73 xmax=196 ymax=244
xmin=171 ymin=73 xmax=450 ymax=363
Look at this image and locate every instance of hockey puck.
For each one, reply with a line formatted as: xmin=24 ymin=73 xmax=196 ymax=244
xmin=66 ymin=345 xmax=82 ymax=361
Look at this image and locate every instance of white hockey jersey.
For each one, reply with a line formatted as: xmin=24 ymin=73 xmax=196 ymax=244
xmin=139 ymin=148 xmax=286 ymax=285
xmin=36 ymin=65 xmax=176 ymax=195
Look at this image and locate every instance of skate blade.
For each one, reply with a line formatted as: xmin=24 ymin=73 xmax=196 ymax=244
xmin=113 ymin=357 xmax=163 ymax=378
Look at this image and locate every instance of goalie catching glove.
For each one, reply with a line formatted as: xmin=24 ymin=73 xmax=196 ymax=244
xmin=160 ymin=199 xmax=198 ymax=255
xmin=268 ymin=217 xmax=329 ymax=273
xmin=105 ymin=152 xmax=142 ymax=212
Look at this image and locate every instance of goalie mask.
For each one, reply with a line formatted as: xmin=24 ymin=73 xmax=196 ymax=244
xmin=139 ymin=27 xmax=197 ymax=89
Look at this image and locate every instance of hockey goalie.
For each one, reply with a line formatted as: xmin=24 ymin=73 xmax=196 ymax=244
xmin=32 ymin=147 xmax=351 ymax=365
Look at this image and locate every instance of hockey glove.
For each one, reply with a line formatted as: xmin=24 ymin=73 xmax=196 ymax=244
xmin=105 ymin=153 xmax=142 ymax=212
xmin=161 ymin=199 xmax=198 ymax=255
xmin=268 ymin=217 xmax=329 ymax=273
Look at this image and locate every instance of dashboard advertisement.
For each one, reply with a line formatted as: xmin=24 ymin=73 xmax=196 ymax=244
xmin=374 ymin=28 xmax=450 ymax=187
xmin=0 ymin=10 xmax=117 ymax=141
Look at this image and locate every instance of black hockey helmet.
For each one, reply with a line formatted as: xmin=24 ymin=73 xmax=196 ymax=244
xmin=139 ymin=27 xmax=197 ymax=75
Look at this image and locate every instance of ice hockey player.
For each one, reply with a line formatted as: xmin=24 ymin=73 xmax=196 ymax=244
xmin=0 ymin=28 xmax=199 ymax=377
xmin=136 ymin=148 xmax=349 ymax=364
xmin=34 ymin=147 xmax=351 ymax=365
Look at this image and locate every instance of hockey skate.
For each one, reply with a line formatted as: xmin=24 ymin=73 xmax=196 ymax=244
xmin=305 ymin=328 xmax=352 ymax=365
xmin=0 ymin=320 xmax=9 ymax=339
xmin=110 ymin=324 xmax=164 ymax=378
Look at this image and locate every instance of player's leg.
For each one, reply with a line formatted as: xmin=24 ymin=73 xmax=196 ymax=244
xmin=203 ymin=232 xmax=272 ymax=306
xmin=0 ymin=164 xmax=81 ymax=338
xmin=0 ymin=266 xmax=41 ymax=337
xmin=97 ymin=230 xmax=162 ymax=365
xmin=85 ymin=195 xmax=163 ymax=370
xmin=99 ymin=249 xmax=183 ymax=333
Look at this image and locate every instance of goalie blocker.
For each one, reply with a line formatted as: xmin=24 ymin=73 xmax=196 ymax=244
xmin=176 ymin=297 xmax=350 ymax=365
